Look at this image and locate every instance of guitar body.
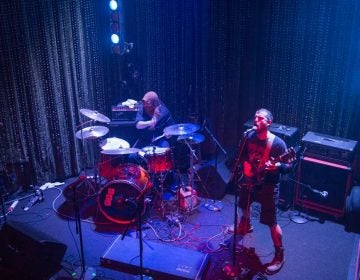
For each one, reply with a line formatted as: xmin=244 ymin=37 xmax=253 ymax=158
xmin=240 ymin=147 xmax=296 ymax=188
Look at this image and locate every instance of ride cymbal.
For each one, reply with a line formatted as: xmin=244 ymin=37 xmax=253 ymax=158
xmin=80 ymin=109 xmax=110 ymax=123
xmin=163 ymin=123 xmax=200 ymax=136
xmin=177 ymin=133 xmax=205 ymax=145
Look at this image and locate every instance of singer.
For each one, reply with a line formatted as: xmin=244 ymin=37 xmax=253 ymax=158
xmin=229 ymin=108 xmax=293 ymax=275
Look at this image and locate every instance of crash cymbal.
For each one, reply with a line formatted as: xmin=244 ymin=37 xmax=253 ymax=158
xmin=163 ymin=123 xmax=200 ymax=136
xmin=100 ymin=137 xmax=130 ymax=150
xmin=80 ymin=109 xmax=110 ymax=123
xmin=100 ymin=148 xmax=141 ymax=155
xmin=75 ymin=126 xmax=109 ymax=140
xmin=177 ymin=133 xmax=205 ymax=145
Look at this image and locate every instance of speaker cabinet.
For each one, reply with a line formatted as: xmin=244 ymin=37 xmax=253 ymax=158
xmin=0 ymin=221 xmax=67 ymax=280
xmin=196 ymin=165 xmax=227 ymax=200
xmin=296 ymin=156 xmax=352 ymax=217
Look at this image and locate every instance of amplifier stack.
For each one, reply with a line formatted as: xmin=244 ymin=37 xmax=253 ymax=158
xmin=296 ymin=131 xmax=358 ymax=217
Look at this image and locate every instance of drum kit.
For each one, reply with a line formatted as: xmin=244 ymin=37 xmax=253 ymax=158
xmin=74 ymin=108 xmax=205 ymax=224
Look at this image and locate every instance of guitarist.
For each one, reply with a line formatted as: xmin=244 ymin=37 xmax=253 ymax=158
xmin=229 ymin=108 xmax=293 ymax=275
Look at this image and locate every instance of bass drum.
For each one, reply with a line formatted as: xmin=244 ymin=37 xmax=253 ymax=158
xmin=97 ymin=164 xmax=151 ymax=224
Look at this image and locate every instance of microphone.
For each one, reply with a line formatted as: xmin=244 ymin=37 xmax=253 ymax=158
xmin=7 ymin=200 xmax=19 ymax=214
xmin=244 ymin=126 xmax=257 ymax=134
xmin=311 ymin=188 xmax=328 ymax=198
xmin=320 ymin=191 xmax=328 ymax=198
xmin=24 ymin=189 xmax=44 ymax=211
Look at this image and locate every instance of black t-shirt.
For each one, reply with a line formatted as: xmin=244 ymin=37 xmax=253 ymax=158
xmin=135 ymin=103 xmax=175 ymax=146
xmin=241 ymin=131 xmax=288 ymax=186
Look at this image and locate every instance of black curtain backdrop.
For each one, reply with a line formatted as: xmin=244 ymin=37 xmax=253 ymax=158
xmin=0 ymin=0 xmax=359 ymax=184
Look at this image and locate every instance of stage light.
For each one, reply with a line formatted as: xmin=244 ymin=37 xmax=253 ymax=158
xmin=111 ymin=34 xmax=120 ymax=44
xmin=109 ymin=0 xmax=118 ymax=11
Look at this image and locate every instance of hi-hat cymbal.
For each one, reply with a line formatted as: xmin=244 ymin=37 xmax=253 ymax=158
xmin=163 ymin=123 xmax=200 ymax=136
xmin=100 ymin=148 xmax=141 ymax=155
xmin=80 ymin=109 xmax=110 ymax=123
xmin=100 ymin=137 xmax=130 ymax=150
xmin=75 ymin=126 xmax=109 ymax=140
xmin=177 ymin=133 xmax=205 ymax=145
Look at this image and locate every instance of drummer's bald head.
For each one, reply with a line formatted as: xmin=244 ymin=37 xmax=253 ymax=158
xmin=142 ymin=91 xmax=160 ymax=107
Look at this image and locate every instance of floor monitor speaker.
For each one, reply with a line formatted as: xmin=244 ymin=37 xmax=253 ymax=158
xmin=196 ymin=165 xmax=227 ymax=200
xmin=0 ymin=221 xmax=67 ymax=280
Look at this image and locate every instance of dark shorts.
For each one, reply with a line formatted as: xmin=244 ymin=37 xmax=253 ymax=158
xmin=238 ymin=184 xmax=279 ymax=226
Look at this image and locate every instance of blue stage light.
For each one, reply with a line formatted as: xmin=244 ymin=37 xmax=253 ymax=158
xmin=109 ymin=0 xmax=118 ymax=11
xmin=111 ymin=34 xmax=120 ymax=44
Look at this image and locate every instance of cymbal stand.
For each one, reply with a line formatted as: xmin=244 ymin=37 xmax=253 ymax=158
xmin=77 ymin=120 xmax=97 ymax=198
xmin=155 ymin=171 xmax=169 ymax=219
xmin=72 ymin=120 xmax=96 ymax=279
xmin=203 ymin=123 xmax=227 ymax=169
xmin=183 ymin=139 xmax=210 ymax=198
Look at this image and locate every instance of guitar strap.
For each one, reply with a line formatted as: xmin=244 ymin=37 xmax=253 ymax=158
xmin=262 ymin=132 xmax=275 ymax=164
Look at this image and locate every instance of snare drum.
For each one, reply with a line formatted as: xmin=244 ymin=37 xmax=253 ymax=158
xmin=142 ymin=146 xmax=174 ymax=173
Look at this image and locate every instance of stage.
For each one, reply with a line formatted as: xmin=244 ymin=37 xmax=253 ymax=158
xmin=0 ymin=159 xmax=359 ymax=280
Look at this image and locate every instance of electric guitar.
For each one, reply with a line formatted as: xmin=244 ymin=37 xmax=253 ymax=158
xmin=240 ymin=147 xmax=296 ymax=188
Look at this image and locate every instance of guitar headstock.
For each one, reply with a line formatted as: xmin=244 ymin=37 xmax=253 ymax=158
xmin=280 ymin=147 xmax=296 ymax=163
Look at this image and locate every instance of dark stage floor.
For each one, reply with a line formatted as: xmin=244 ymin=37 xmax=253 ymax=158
xmin=0 ymin=161 xmax=359 ymax=280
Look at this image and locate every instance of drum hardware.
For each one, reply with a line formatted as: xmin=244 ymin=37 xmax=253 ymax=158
xmin=97 ymin=164 xmax=151 ymax=224
xmin=99 ymin=148 xmax=141 ymax=181
xmin=163 ymin=123 xmax=200 ymax=136
xmin=140 ymin=145 xmax=175 ymax=218
xmin=177 ymin=133 xmax=205 ymax=145
xmin=75 ymin=109 xmax=111 ymax=197
xmin=79 ymin=108 xmax=111 ymax=123
xmin=99 ymin=137 xmax=130 ymax=150
xmin=75 ymin=126 xmax=109 ymax=140
xmin=177 ymin=134 xmax=206 ymax=197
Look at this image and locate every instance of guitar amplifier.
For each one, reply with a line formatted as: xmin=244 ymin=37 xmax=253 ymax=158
xmin=243 ymin=119 xmax=300 ymax=147
xmin=301 ymin=131 xmax=358 ymax=163
xmin=111 ymin=105 xmax=141 ymax=121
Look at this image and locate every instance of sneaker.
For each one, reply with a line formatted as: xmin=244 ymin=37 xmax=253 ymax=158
xmin=228 ymin=222 xmax=254 ymax=235
xmin=266 ymin=249 xmax=285 ymax=275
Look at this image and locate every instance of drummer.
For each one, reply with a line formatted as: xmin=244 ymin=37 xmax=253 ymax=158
xmin=134 ymin=91 xmax=175 ymax=148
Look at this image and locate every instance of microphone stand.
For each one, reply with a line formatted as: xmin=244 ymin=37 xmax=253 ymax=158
xmin=203 ymin=125 xmax=227 ymax=170
xmin=71 ymin=180 xmax=95 ymax=279
xmin=72 ymin=119 xmax=96 ymax=279
xmin=223 ymin=130 xmax=250 ymax=277
xmin=121 ymin=192 xmax=152 ymax=280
